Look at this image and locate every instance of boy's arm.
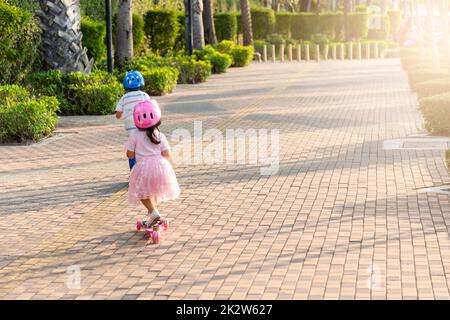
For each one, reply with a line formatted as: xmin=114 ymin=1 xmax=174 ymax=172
xmin=116 ymin=111 xmax=123 ymax=119
xmin=126 ymin=150 xmax=135 ymax=159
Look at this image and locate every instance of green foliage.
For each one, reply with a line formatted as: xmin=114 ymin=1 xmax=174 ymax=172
xmin=0 ymin=91 xmax=59 ymax=143
xmin=408 ymin=68 xmax=449 ymax=91
xmin=251 ymin=8 xmax=275 ymax=40
xmin=291 ymin=13 xmax=318 ymax=41
xmin=4 ymin=0 xmax=37 ymax=12
xmin=174 ymin=12 xmax=186 ymax=52
xmin=141 ymin=67 xmax=179 ymax=95
xmin=0 ymin=85 xmax=29 ymax=105
xmin=368 ymin=15 xmax=390 ymax=40
xmin=216 ymin=40 xmax=236 ymax=54
xmin=275 ymin=12 xmax=292 ymax=38
xmin=231 ymin=46 xmax=254 ymax=67
xmin=144 ymin=10 xmax=179 ymax=55
xmin=75 ymin=83 xmax=124 ymax=115
xmin=81 ymin=17 xmax=106 ymax=63
xmin=194 ymin=46 xmax=232 ymax=74
xmin=178 ymin=59 xmax=212 ymax=84
xmin=346 ymin=12 xmax=369 ymax=40
xmin=388 ymin=10 xmax=401 ymax=36
xmin=420 ymin=92 xmax=450 ymax=135
xmin=355 ymin=5 xmax=368 ymax=12
xmin=0 ymin=1 xmax=41 ymax=85
xmin=254 ymin=40 xmax=269 ymax=55
xmin=214 ymin=12 xmax=238 ymax=42
xmin=318 ymin=12 xmax=343 ymax=40
xmin=415 ymin=79 xmax=450 ymax=99
xmin=133 ymin=13 xmax=146 ymax=53
xmin=80 ymin=0 xmax=119 ymax=21
xmin=267 ymin=34 xmax=286 ymax=46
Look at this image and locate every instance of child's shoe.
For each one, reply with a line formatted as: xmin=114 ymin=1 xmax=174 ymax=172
xmin=144 ymin=209 xmax=161 ymax=227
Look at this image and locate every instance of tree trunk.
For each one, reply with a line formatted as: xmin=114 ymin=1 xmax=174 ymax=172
xmin=272 ymin=0 xmax=280 ymax=11
xmin=192 ymin=0 xmax=205 ymax=50
xmin=240 ymin=0 xmax=253 ymax=46
xmin=37 ymin=0 xmax=93 ymax=73
xmin=116 ymin=0 xmax=133 ymax=67
xmin=440 ymin=0 xmax=450 ymax=74
xmin=344 ymin=0 xmax=351 ymax=40
xmin=203 ymin=0 xmax=217 ymax=45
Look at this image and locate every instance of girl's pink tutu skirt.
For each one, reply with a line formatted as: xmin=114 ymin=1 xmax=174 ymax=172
xmin=128 ymin=156 xmax=180 ymax=205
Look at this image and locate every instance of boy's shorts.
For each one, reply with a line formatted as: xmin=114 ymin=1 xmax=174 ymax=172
xmin=128 ymin=158 xmax=136 ymax=171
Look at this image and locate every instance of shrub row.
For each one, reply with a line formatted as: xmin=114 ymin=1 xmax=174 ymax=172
xmin=0 ymin=85 xmax=59 ymax=143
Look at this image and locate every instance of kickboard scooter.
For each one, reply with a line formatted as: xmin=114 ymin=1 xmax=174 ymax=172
xmin=136 ymin=218 xmax=169 ymax=244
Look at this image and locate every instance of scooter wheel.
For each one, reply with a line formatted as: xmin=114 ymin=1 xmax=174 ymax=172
xmin=144 ymin=229 xmax=152 ymax=238
xmin=162 ymin=218 xmax=169 ymax=230
xmin=152 ymin=231 xmax=160 ymax=244
xmin=136 ymin=220 xmax=143 ymax=231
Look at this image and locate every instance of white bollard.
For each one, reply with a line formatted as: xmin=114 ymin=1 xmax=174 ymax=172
xmin=374 ymin=42 xmax=379 ymax=59
xmin=348 ymin=42 xmax=353 ymax=60
xmin=332 ymin=44 xmax=337 ymax=60
xmin=315 ymin=45 xmax=320 ymax=62
xmin=324 ymin=44 xmax=329 ymax=61
xmin=305 ymin=44 xmax=310 ymax=61
xmin=357 ymin=42 xmax=362 ymax=60
xmin=297 ymin=44 xmax=302 ymax=62
xmin=280 ymin=44 xmax=285 ymax=62
xmin=263 ymin=45 xmax=267 ymax=63
xmin=288 ymin=44 xmax=293 ymax=62
xmin=340 ymin=43 xmax=345 ymax=60
xmin=365 ymin=43 xmax=370 ymax=59
xmin=271 ymin=45 xmax=276 ymax=62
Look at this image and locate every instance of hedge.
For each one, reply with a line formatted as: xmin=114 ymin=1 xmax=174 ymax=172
xmin=251 ymin=8 xmax=275 ymax=40
xmin=415 ymin=79 xmax=450 ymax=99
xmin=144 ymin=9 xmax=179 ymax=55
xmin=346 ymin=12 xmax=369 ymax=40
xmin=194 ymin=46 xmax=232 ymax=74
xmin=0 ymin=86 xmax=59 ymax=143
xmin=231 ymin=46 xmax=254 ymax=67
xmin=368 ymin=15 xmax=390 ymax=40
xmin=75 ymin=83 xmax=124 ymax=115
xmin=81 ymin=17 xmax=106 ymax=63
xmin=0 ymin=1 xmax=40 ymax=85
xmin=215 ymin=40 xmax=235 ymax=54
xmin=142 ymin=67 xmax=179 ymax=95
xmin=174 ymin=12 xmax=185 ymax=52
xmin=291 ymin=13 xmax=318 ymax=40
xmin=214 ymin=12 xmax=238 ymax=42
xmin=133 ymin=13 xmax=146 ymax=53
xmin=408 ymin=68 xmax=449 ymax=91
xmin=318 ymin=12 xmax=340 ymax=40
xmin=275 ymin=12 xmax=292 ymax=38
xmin=420 ymin=93 xmax=450 ymax=135
xmin=388 ymin=10 xmax=401 ymax=36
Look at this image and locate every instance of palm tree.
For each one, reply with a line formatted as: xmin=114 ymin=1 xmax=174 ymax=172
xmin=116 ymin=0 xmax=134 ymax=67
xmin=192 ymin=0 xmax=205 ymax=49
xmin=37 ymin=0 xmax=92 ymax=73
xmin=240 ymin=0 xmax=253 ymax=46
xmin=203 ymin=0 xmax=217 ymax=45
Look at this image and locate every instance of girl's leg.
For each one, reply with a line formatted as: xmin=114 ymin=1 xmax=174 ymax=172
xmin=141 ymin=199 xmax=155 ymax=212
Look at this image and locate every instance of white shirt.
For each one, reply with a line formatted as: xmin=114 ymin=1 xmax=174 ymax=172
xmin=115 ymin=91 xmax=151 ymax=135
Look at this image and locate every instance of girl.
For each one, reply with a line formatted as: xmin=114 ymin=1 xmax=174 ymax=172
xmin=125 ymin=100 xmax=180 ymax=226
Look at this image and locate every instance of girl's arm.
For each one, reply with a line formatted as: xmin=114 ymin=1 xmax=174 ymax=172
xmin=116 ymin=111 xmax=123 ymax=119
xmin=126 ymin=150 xmax=135 ymax=159
xmin=161 ymin=149 xmax=171 ymax=159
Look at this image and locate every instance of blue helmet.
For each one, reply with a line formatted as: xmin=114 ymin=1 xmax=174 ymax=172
xmin=123 ymin=70 xmax=145 ymax=89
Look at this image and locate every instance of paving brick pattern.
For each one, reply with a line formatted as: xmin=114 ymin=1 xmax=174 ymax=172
xmin=2 ymin=60 xmax=450 ymax=299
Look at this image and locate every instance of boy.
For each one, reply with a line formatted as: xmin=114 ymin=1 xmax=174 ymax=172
xmin=116 ymin=71 xmax=151 ymax=170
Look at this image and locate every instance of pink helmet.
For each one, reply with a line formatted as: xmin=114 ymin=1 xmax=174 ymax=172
xmin=133 ymin=99 xmax=161 ymax=129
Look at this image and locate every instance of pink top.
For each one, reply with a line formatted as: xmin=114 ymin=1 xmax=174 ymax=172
xmin=125 ymin=130 xmax=170 ymax=162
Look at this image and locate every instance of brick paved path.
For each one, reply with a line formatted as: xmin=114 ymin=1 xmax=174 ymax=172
xmin=2 ymin=60 xmax=450 ymax=299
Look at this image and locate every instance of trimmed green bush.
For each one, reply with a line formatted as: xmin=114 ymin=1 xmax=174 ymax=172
xmin=251 ymin=8 xmax=275 ymax=40
xmin=75 ymin=83 xmax=124 ymax=115
xmin=81 ymin=17 xmax=106 ymax=62
xmin=318 ymin=12 xmax=339 ymax=40
xmin=178 ymin=59 xmax=212 ymax=84
xmin=275 ymin=12 xmax=292 ymax=38
xmin=420 ymin=92 xmax=450 ymax=135
xmin=368 ymin=15 xmax=390 ymax=40
xmin=0 ymin=93 xmax=59 ymax=143
xmin=0 ymin=1 xmax=41 ymax=85
xmin=141 ymin=67 xmax=179 ymax=95
xmin=414 ymin=79 xmax=450 ymax=99
xmin=408 ymin=68 xmax=449 ymax=91
xmin=254 ymin=40 xmax=269 ymax=55
xmin=231 ymin=46 xmax=254 ymax=67
xmin=0 ymin=85 xmax=29 ymax=105
xmin=194 ymin=46 xmax=232 ymax=74
xmin=144 ymin=9 xmax=179 ymax=55
xmin=174 ymin=12 xmax=185 ymax=52
xmin=291 ymin=13 xmax=318 ymax=40
xmin=214 ymin=12 xmax=238 ymax=42
xmin=346 ymin=12 xmax=369 ymax=40
xmin=388 ymin=10 xmax=401 ymax=36
xmin=216 ymin=40 xmax=235 ymax=54
xmin=133 ymin=13 xmax=146 ymax=53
